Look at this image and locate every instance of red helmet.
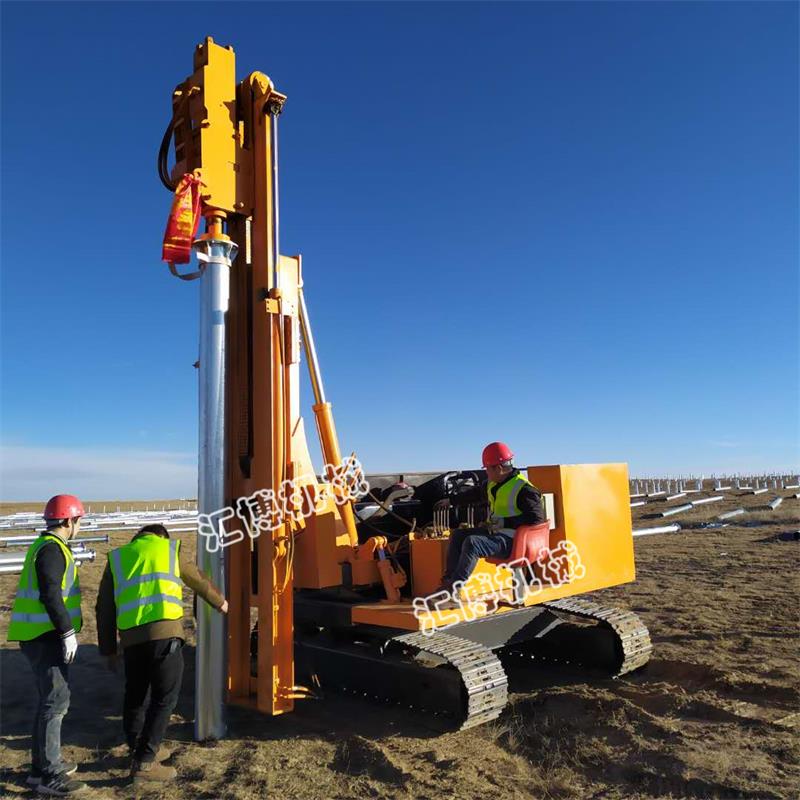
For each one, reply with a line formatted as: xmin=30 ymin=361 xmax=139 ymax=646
xmin=44 ymin=494 xmax=85 ymax=521
xmin=482 ymin=442 xmax=514 ymax=468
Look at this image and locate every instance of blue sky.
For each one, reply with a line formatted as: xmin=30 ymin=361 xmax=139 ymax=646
xmin=1 ymin=1 xmax=797 ymax=500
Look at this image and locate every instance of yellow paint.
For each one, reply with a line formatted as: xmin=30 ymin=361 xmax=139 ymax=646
xmin=167 ymin=38 xmax=639 ymax=718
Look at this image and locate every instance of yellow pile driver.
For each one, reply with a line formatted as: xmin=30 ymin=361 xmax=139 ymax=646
xmin=159 ymin=38 xmax=651 ymax=740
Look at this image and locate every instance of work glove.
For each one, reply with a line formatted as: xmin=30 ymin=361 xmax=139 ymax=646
xmin=61 ymin=630 xmax=78 ymax=664
xmin=434 ymin=499 xmax=451 ymax=511
xmin=487 ymin=515 xmax=504 ymax=534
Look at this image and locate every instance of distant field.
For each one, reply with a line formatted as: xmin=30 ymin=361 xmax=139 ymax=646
xmin=0 ymin=499 xmax=196 ymax=516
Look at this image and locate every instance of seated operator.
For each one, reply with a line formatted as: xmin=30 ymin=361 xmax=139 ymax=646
xmin=432 ymin=441 xmax=545 ymax=594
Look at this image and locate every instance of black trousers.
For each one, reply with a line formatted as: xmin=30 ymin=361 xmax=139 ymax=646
xmin=123 ymin=638 xmax=183 ymax=763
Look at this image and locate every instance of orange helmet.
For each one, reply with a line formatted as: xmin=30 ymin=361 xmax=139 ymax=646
xmin=44 ymin=494 xmax=85 ymax=520
xmin=482 ymin=442 xmax=514 ymax=468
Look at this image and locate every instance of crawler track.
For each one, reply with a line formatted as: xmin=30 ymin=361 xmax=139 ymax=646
xmin=294 ymin=600 xmax=651 ymax=729
xmin=507 ymin=598 xmax=652 ymax=676
xmin=295 ymin=629 xmax=507 ymax=730
xmin=387 ymin=631 xmax=508 ymax=729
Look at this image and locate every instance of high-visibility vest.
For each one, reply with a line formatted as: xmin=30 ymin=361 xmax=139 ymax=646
xmin=487 ymin=472 xmax=536 ymax=534
xmin=109 ymin=534 xmax=183 ymax=631
xmin=7 ymin=534 xmax=82 ymax=642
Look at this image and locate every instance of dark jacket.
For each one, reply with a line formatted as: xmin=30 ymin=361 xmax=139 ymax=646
xmin=31 ymin=533 xmax=74 ymax=642
xmin=452 ymin=468 xmax=546 ymax=529
xmin=95 ymin=535 xmax=225 ymax=655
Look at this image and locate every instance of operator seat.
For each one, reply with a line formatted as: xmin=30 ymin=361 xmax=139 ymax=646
xmin=485 ymin=521 xmax=550 ymax=604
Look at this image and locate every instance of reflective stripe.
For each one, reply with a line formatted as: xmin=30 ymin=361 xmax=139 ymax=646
xmin=110 ymin=548 xmax=123 ymax=588
xmin=115 ymin=573 xmax=183 ymax=594
xmin=116 ymin=594 xmax=184 ymax=616
xmin=18 ymin=585 xmax=82 ymax=600
xmin=111 ymin=539 xmax=180 ymax=596
xmin=11 ymin=606 xmax=81 ymax=624
xmin=8 ymin=535 xmax=82 ymax=641
xmin=14 ymin=541 xmax=79 ymax=601
xmin=169 ymin=539 xmax=177 ymax=575
xmin=489 ymin=474 xmax=535 ymax=521
xmin=64 ymin=558 xmax=76 ymax=594
xmin=505 ymin=480 xmax=526 ymax=516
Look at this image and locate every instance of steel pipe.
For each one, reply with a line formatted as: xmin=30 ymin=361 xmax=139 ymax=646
xmin=0 ymin=534 xmax=110 ymax=548
xmin=718 ymin=508 xmax=745 ymax=520
xmin=690 ymin=496 xmax=724 ymax=506
xmin=0 ymin=552 xmax=27 ymax=566
xmin=72 ymin=535 xmax=110 ymax=545
xmin=194 ymin=236 xmax=236 ymax=742
xmin=661 ymin=503 xmax=693 ymax=517
xmin=0 ymin=535 xmax=40 ymax=546
xmin=633 ymin=524 xmax=681 ymax=537
xmin=298 ymin=288 xmax=326 ymax=405
xmin=751 ymin=488 xmax=768 ymax=495
xmin=0 ymin=516 xmax=199 ymax=536
xmin=666 ymin=492 xmax=686 ymax=502
xmin=270 ymin=108 xmax=281 ymax=292
xmin=768 ymin=497 xmax=783 ymax=510
xmin=630 ymin=500 xmax=646 ymax=508
xmin=0 ymin=548 xmax=88 ymax=563
xmin=0 ymin=549 xmax=96 ymax=575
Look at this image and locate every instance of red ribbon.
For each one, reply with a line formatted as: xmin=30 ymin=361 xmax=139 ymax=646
xmin=162 ymin=174 xmax=203 ymax=264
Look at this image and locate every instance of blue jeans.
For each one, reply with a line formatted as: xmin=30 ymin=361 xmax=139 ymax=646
xmin=20 ymin=637 xmax=70 ymax=778
xmin=444 ymin=527 xmax=514 ymax=585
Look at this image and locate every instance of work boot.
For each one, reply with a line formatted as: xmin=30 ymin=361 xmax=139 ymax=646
xmin=127 ymin=745 xmax=172 ymax=762
xmin=36 ymin=774 xmax=87 ymax=796
xmin=130 ymin=760 xmax=178 ymax=783
xmin=27 ymin=764 xmax=78 ymax=787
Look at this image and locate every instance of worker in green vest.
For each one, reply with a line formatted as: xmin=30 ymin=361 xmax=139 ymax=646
xmin=433 ymin=442 xmax=545 ymax=593
xmin=95 ymin=523 xmax=227 ymax=785
xmin=7 ymin=494 xmax=88 ymax=796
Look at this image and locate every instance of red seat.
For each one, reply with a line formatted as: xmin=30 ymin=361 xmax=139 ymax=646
xmin=485 ymin=521 xmax=551 ymax=604
xmin=485 ymin=521 xmax=550 ymax=566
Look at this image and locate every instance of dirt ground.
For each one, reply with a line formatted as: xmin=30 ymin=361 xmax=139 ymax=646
xmin=1 ymin=490 xmax=798 ymax=799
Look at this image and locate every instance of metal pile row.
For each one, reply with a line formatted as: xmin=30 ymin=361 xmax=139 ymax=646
xmin=0 ymin=508 xmax=198 ymax=535
xmin=632 ymin=488 xmax=794 ymax=537
xmin=0 ymin=508 xmax=199 ymax=575
xmin=630 ymin=473 xmax=799 ymax=497
xmin=0 ymin=545 xmax=100 ymax=575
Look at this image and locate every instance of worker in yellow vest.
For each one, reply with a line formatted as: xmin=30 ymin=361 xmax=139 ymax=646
xmin=433 ymin=442 xmax=545 ymax=594
xmin=95 ymin=523 xmax=227 ymax=785
xmin=7 ymin=494 xmax=88 ymax=796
